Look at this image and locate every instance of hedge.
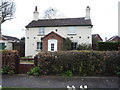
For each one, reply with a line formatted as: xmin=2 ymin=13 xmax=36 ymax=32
xmin=98 ymin=42 xmax=120 ymax=51
xmin=2 ymin=50 xmax=19 ymax=74
xmin=35 ymin=51 xmax=119 ymax=76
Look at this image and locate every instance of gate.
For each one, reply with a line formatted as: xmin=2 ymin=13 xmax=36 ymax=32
xmin=18 ymin=58 xmax=35 ymax=74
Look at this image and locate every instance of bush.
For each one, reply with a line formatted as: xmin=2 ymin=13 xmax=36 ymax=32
xmin=2 ymin=66 xmax=14 ymax=75
xmin=36 ymin=51 xmax=119 ymax=76
xmin=2 ymin=50 xmax=19 ymax=74
xmin=27 ymin=66 xmax=40 ymax=76
xmin=115 ymin=66 xmax=120 ymax=77
xmin=77 ymin=43 xmax=92 ymax=50
xmin=98 ymin=42 xmax=120 ymax=51
xmin=62 ymin=70 xmax=73 ymax=77
xmin=62 ymin=38 xmax=72 ymax=50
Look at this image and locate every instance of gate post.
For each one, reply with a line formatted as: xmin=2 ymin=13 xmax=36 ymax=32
xmin=15 ymin=55 xmax=20 ymax=74
xmin=34 ymin=55 xmax=38 ymax=66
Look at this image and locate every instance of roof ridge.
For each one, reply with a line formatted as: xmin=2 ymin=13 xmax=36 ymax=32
xmin=26 ymin=17 xmax=92 ymax=28
xmin=37 ymin=17 xmax=85 ymax=21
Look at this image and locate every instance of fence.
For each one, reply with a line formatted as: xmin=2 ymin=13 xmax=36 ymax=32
xmin=2 ymin=50 xmax=36 ymax=74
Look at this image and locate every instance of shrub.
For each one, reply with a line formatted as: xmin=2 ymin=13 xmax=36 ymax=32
xmin=2 ymin=66 xmax=14 ymax=75
xmin=77 ymin=43 xmax=92 ymax=50
xmin=2 ymin=50 xmax=19 ymax=74
xmin=36 ymin=51 xmax=119 ymax=76
xmin=115 ymin=66 xmax=120 ymax=77
xmin=27 ymin=66 xmax=40 ymax=76
xmin=62 ymin=70 xmax=73 ymax=77
xmin=62 ymin=38 xmax=72 ymax=50
xmin=98 ymin=42 xmax=120 ymax=51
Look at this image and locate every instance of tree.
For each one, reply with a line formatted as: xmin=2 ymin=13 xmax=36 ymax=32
xmin=0 ymin=0 xmax=16 ymax=35
xmin=92 ymin=37 xmax=99 ymax=50
xmin=43 ymin=7 xmax=63 ymax=19
xmin=62 ymin=38 xmax=72 ymax=51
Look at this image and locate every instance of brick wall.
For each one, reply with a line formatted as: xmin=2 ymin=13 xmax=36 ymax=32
xmin=42 ymin=32 xmax=63 ymax=52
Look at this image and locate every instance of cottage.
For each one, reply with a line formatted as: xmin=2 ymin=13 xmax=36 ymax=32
xmin=25 ymin=6 xmax=93 ymax=56
xmin=0 ymin=35 xmax=20 ymax=50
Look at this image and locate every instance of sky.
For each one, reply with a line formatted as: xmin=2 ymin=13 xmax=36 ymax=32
xmin=1 ymin=0 xmax=119 ymax=41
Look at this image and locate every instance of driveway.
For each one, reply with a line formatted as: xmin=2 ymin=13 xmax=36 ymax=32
xmin=2 ymin=74 xmax=119 ymax=89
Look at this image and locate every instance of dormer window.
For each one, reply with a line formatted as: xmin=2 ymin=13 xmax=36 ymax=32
xmin=67 ymin=27 xmax=76 ymax=35
xmin=38 ymin=28 xmax=45 ymax=35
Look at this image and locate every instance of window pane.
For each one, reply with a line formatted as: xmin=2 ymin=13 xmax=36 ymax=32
xmin=39 ymin=28 xmax=45 ymax=35
xmin=68 ymin=27 xmax=76 ymax=34
xmin=51 ymin=44 xmax=54 ymax=51
xmin=71 ymin=42 xmax=77 ymax=50
xmin=37 ymin=42 xmax=42 ymax=50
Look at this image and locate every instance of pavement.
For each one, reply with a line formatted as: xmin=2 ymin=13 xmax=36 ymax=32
xmin=2 ymin=74 xmax=119 ymax=89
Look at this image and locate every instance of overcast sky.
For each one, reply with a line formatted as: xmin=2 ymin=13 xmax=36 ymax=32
xmin=1 ymin=0 xmax=119 ymax=41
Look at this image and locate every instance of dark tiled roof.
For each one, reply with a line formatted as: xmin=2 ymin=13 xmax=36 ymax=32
xmin=92 ymin=34 xmax=103 ymax=41
xmin=107 ymin=35 xmax=120 ymax=42
xmin=26 ymin=17 xmax=92 ymax=28
xmin=2 ymin=35 xmax=20 ymax=42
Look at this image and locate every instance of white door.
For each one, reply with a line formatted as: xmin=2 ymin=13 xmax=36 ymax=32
xmin=48 ymin=39 xmax=57 ymax=52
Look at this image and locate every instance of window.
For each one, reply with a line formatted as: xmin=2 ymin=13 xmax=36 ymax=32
xmin=37 ymin=42 xmax=42 ymax=50
xmin=67 ymin=27 xmax=76 ymax=35
xmin=51 ymin=43 xmax=54 ymax=51
xmin=71 ymin=42 xmax=77 ymax=50
xmin=38 ymin=28 xmax=45 ymax=35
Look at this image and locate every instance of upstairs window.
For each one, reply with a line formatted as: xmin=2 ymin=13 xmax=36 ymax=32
xmin=67 ymin=27 xmax=76 ymax=35
xmin=38 ymin=28 xmax=45 ymax=35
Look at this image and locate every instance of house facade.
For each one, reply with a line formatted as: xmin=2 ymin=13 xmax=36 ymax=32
xmin=25 ymin=6 xmax=93 ymax=56
xmin=0 ymin=35 xmax=20 ymax=50
xmin=92 ymin=34 xmax=103 ymax=42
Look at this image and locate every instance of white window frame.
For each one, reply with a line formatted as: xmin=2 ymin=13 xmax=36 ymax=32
xmin=67 ymin=27 xmax=76 ymax=35
xmin=38 ymin=28 xmax=45 ymax=35
xmin=48 ymin=39 xmax=57 ymax=52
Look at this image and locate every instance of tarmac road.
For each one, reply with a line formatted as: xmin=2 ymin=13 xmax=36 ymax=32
xmin=2 ymin=74 xmax=119 ymax=89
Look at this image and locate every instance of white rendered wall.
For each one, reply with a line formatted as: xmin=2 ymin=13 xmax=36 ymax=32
xmin=0 ymin=40 xmax=12 ymax=50
xmin=25 ymin=26 xmax=92 ymax=56
xmin=5 ymin=42 xmax=12 ymax=50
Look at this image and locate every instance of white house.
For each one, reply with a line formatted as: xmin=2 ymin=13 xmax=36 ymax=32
xmin=25 ymin=6 xmax=93 ymax=57
xmin=0 ymin=35 xmax=20 ymax=50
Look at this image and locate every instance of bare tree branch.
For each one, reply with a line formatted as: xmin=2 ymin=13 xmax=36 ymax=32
xmin=0 ymin=0 xmax=16 ymax=35
xmin=1 ymin=0 xmax=16 ymax=23
xmin=43 ymin=7 xmax=59 ymax=19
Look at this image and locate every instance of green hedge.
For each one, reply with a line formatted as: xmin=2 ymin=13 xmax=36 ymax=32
xmin=2 ymin=50 xmax=19 ymax=74
xmin=98 ymin=42 xmax=120 ymax=51
xmin=35 ymin=51 xmax=119 ymax=76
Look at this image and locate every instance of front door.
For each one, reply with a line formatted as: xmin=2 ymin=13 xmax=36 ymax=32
xmin=48 ymin=39 xmax=57 ymax=52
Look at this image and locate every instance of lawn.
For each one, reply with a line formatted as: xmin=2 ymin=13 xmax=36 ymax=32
xmin=20 ymin=60 xmax=34 ymax=64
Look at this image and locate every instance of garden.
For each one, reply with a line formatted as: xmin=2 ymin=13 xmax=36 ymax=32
xmin=1 ymin=42 xmax=120 ymax=89
xmin=1 ymin=50 xmax=120 ymax=77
